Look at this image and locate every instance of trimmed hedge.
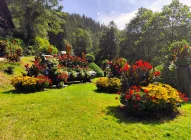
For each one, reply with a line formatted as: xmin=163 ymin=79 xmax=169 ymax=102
xmin=89 ymin=62 xmax=104 ymax=77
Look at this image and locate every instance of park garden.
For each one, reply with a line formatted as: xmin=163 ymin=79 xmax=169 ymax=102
xmin=0 ymin=35 xmax=190 ymax=139
xmin=0 ymin=0 xmax=191 ymax=139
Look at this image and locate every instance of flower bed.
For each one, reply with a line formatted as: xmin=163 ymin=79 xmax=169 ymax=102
xmin=113 ymin=59 xmax=188 ymax=118
xmin=119 ymin=83 xmax=188 ymax=117
xmin=24 ymin=54 xmax=96 ymax=88
xmin=11 ymin=76 xmax=52 ymax=93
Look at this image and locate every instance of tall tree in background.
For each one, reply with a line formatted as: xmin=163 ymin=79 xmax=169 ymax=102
xmin=120 ymin=0 xmax=191 ymax=66
xmin=161 ymin=0 xmax=191 ymax=44
xmin=96 ymin=21 xmax=119 ymax=63
xmin=7 ymin=0 xmax=64 ymax=45
xmin=121 ymin=8 xmax=155 ymax=63
xmin=72 ymin=28 xmax=93 ymax=56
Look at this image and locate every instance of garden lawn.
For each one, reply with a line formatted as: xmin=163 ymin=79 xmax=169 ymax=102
xmin=0 ymin=83 xmax=191 ymax=140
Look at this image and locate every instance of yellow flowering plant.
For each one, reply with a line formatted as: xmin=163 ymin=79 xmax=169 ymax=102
xmin=118 ymin=83 xmax=188 ymax=117
xmin=96 ymin=77 xmax=121 ymax=93
xmin=11 ymin=76 xmax=52 ymax=93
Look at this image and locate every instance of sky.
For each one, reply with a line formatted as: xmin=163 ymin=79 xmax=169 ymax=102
xmin=61 ymin=0 xmax=191 ymax=30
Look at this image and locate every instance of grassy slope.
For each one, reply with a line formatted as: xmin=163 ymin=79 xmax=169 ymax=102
xmin=0 ymin=56 xmax=34 ymax=92
xmin=0 ymin=83 xmax=190 ymax=140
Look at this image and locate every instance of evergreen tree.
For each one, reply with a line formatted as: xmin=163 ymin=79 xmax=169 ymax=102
xmin=96 ymin=21 xmax=119 ymax=64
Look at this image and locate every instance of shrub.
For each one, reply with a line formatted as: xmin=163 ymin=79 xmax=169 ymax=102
xmin=25 ymin=46 xmax=35 ymax=56
xmin=4 ymin=40 xmax=23 ymax=62
xmin=89 ymin=62 xmax=104 ymax=77
xmin=25 ymin=60 xmax=45 ymax=77
xmin=34 ymin=37 xmax=58 ymax=55
xmin=39 ymin=45 xmax=58 ymax=55
xmin=57 ymin=71 xmax=68 ymax=83
xmin=96 ymin=77 xmax=121 ymax=93
xmin=85 ymin=54 xmax=95 ymax=62
xmin=34 ymin=37 xmax=49 ymax=48
xmin=11 ymin=76 xmax=52 ymax=93
xmin=4 ymin=66 xmax=14 ymax=75
xmin=119 ymin=83 xmax=188 ymax=116
xmin=161 ymin=61 xmax=177 ymax=88
xmin=68 ymin=70 xmax=77 ymax=79
xmin=0 ymin=61 xmax=19 ymax=74
xmin=120 ymin=60 xmax=155 ymax=87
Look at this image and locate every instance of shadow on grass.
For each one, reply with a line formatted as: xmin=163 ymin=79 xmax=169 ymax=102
xmin=93 ymin=89 xmax=117 ymax=94
xmin=181 ymin=101 xmax=191 ymax=105
xmin=1 ymin=89 xmax=46 ymax=94
xmin=105 ymin=106 xmax=180 ymax=125
xmin=1 ymin=89 xmax=19 ymax=94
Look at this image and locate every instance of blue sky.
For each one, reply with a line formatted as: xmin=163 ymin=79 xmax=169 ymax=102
xmin=61 ymin=0 xmax=191 ymax=30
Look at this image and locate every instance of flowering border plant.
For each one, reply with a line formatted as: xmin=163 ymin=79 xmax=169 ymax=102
xmin=11 ymin=76 xmax=52 ymax=93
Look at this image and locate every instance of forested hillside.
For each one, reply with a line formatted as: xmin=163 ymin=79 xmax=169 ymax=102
xmin=1 ymin=0 xmax=191 ymax=67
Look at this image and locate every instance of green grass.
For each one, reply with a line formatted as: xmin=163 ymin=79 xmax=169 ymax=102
xmin=0 ymin=83 xmax=191 ymax=140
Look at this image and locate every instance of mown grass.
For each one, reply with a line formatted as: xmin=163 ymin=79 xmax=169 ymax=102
xmin=0 ymin=83 xmax=191 ymax=140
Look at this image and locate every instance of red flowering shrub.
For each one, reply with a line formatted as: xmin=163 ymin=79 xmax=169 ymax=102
xmin=108 ymin=57 xmax=127 ymax=77
xmin=57 ymin=71 xmax=68 ymax=83
xmin=120 ymin=60 xmax=159 ymax=87
xmin=58 ymin=54 xmax=88 ymax=68
xmin=36 ymin=75 xmax=52 ymax=87
xmin=25 ymin=60 xmax=46 ymax=77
